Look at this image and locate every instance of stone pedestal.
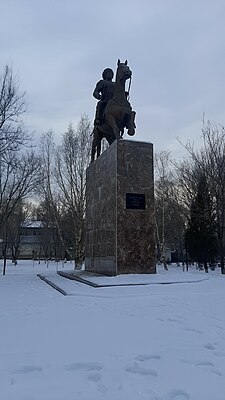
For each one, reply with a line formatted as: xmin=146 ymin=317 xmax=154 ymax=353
xmin=85 ymin=139 xmax=155 ymax=275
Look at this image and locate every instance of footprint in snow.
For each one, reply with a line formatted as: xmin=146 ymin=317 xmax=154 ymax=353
xmin=180 ymin=359 xmax=214 ymax=367
xmin=204 ymin=342 xmax=217 ymax=350
xmin=97 ymin=383 xmax=108 ymax=393
xmin=195 ymin=359 xmax=222 ymax=376
xmin=135 ymin=354 xmax=161 ymax=361
xmin=88 ymin=372 xmax=102 ymax=382
xmin=214 ymin=351 xmax=225 ymax=357
xmin=13 ymin=365 xmax=42 ymax=374
xmin=160 ymin=389 xmax=190 ymax=400
xmin=87 ymin=372 xmax=108 ymax=393
xmin=65 ymin=362 xmax=103 ymax=372
xmin=195 ymin=360 xmax=214 ymax=367
xmin=167 ymin=389 xmax=190 ymax=400
xmin=184 ymin=327 xmax=203 ymax=334
xmin=168 ymin=318 xmax=183 ymax=324
xmin=125 ymin=361 xmax=157 ymax=377
xmin=180 ymin=359 xmax=222 ymax=376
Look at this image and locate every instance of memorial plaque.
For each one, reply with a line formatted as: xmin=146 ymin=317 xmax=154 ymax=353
xmin=126 ymin=193 xmax=146 ymax=210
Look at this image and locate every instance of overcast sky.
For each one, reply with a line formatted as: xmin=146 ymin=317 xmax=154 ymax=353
xmin=1 ymin=0 xmax=225 ymax=157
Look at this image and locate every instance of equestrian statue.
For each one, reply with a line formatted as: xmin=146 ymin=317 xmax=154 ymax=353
xmin=91 ymin=59 xmax=136 ymax=162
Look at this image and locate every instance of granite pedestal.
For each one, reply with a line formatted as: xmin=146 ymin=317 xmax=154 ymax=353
xmin=85 ymin=139 xmax=155 ymax=275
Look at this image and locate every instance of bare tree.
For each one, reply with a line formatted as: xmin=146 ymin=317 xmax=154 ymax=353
xmin=32 ymin=200 xmax=60 ymax=260
xmin=39 ymin=116 xmax=92 ymax=267
xmin=38 ymin=130 xmax=68 ymax=260
xmin=0 ymin=151 xmax=41 ymax=226
xmin=2 ymin=200 xmax=26 ymax=269
xmin=0 ymin=65 xmax=30 ymax=157
xmin=176 ymin=119 xmax=225 ymax=273
xmin=155 ymin=151 xmax=186 ymax=264
xmin=0 ymin=65 xmax=42 ymax=274
xmin=0 ymin=152 xmax=41 ymax=274
xmin=185 ymin=173 xmax=217 ymax=272
xmin=55 ymin=115 xmax=91 ymax=267
xmin=155 ymin=151 xmax=171 ymax=259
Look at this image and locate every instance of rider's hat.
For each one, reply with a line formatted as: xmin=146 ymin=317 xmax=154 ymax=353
xmin=102 ymin=68 xmax=114 ymax=80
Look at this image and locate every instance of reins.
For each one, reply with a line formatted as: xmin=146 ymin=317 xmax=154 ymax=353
xmin=127 ymin=76 xmax=132 ymax=101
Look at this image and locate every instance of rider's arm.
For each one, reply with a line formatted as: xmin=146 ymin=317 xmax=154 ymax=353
xmin=93 ymin=80 xmax=104 ymax=100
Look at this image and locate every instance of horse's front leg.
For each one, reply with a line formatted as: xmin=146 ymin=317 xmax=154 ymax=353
xmin=126 ymin=110 xmax=136 ymax=136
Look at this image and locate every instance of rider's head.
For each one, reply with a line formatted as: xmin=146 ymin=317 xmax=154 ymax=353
xmin=102 ymin=68 xmax=114 ymax=81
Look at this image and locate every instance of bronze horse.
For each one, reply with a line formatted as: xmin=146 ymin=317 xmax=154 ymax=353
xmin=91 ymin=60 xmax=136 ymax=162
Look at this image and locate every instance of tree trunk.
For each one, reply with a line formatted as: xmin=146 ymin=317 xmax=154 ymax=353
xmin=221 ymin=258 xmax=225 ymax=274
xmin=3 ymin=252 xmax=7 ymax=275
xmin=218 ymin=236 xmax=225 ymax=274
xmin=204 ymin=261 xmax=208 ymax=273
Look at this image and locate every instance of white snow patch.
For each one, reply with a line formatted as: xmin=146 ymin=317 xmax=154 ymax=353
xmin=0 ymin=260 xmax=225 ymax=400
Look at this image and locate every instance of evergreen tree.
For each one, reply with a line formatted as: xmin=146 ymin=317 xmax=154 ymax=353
xmin=185 ymin=173 xmax=217 ymax=271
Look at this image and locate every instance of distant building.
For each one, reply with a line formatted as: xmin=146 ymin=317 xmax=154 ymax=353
xmin=19 ymin=220 xmax=44 ymax=259
xmin=19 ymin=220 xmax=54 ymax=259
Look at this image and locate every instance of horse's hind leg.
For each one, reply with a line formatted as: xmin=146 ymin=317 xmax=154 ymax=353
xmin=91 ymin=128 xmax=102 ymax=163
xmin=96 ymin=136 xmax=101 ymax=157
xmin=91 ymin=138 xmax=96 ymax=163
xmin=106 ymin=114 xmax=120 ymax=140
xmin=91 ymin=130 xmax=98 ymax=163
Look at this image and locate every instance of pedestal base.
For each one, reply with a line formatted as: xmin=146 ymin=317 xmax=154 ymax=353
xmin=85 ymin=139 xmax=156 ymax=275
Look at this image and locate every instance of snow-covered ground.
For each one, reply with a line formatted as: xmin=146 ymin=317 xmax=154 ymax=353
xmin=1 ymin=260 xmax=225 ymax=400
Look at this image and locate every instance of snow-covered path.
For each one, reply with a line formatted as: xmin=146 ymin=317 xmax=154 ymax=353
xmin=1 ymin=261 xmax=225 ymax=400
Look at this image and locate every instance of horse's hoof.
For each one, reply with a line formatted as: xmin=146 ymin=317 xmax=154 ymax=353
xmin=127 ymin=128 xmax=135 ymax=136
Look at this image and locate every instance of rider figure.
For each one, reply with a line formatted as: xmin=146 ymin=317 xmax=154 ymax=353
xmin=93 ymin=68 xmax=114 ymax=126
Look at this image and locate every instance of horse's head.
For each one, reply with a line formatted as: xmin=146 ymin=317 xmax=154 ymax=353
xmin=116 ymin=59 xmax=132 ymax=81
